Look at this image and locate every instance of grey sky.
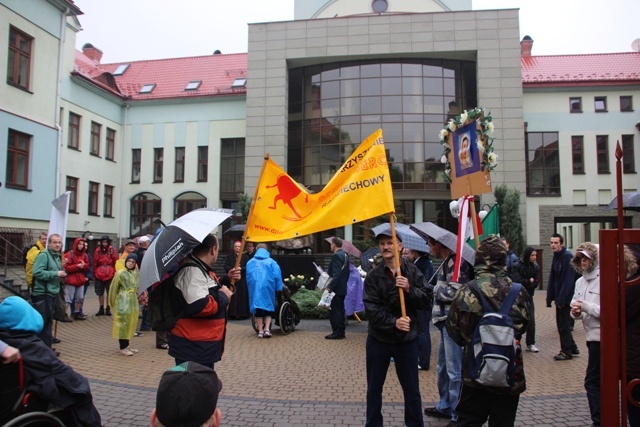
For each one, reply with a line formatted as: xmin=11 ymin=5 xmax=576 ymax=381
xmin=73 ymin=0 xmax=640 ymax=64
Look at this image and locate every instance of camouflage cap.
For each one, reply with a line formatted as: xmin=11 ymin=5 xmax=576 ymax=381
xmin=475 ymin=234 xmax=507 ymax=268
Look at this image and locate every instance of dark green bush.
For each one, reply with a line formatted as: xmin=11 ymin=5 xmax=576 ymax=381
xmin=291 ymin=288 xmax=329 ymax=319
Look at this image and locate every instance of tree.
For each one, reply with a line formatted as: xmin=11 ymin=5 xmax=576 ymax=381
xmin=494 ymin=185 xmax=525 ymax=256
xmin=237 ymin=193 xmax=252 ymax=223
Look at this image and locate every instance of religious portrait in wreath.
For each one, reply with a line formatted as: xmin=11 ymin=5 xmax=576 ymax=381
xmin=453 ymin=122 xmax=481 ymax=176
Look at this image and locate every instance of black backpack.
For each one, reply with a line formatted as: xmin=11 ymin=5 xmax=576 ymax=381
xmin=147 ymin=261 xmax=208 ymax=331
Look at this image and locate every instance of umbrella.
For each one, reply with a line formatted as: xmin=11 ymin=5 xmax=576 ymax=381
xmin=325 ymin=237 xmax=362 ymax=257
xmin=606 ymin=192 xmax=640 ymax=212
xmin=360 ymin=247 xmax=381 ymax=272
xmin=409 ymin=222 xmax=475 ymax=265
xmin=371 ymin=223 xmax=430 ymax=254
xmin=139 ymin=208 xmax=234 ymax=294
xmin=224 ymin=224 xmax=246 ymax=240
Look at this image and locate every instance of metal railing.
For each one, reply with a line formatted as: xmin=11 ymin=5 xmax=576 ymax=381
xmin=0 ymin=234 xmax=27 ymax=289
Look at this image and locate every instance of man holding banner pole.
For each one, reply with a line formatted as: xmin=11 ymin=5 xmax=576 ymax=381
xmin=363 ymin=229 xmax=430 ymax=427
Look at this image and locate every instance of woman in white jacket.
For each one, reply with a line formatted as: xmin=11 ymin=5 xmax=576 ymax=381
xmin=570 ymin=242 xmax=600 ymax=427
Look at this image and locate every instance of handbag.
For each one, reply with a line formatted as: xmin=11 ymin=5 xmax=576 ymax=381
xmin=318 ymin=289 xmax=335 ymax=309
xmin=30 ymin=298 xmax=50 ymax=323
xmin=53 ymin=291 xmax=66 ymax=322
xmin=318 ymin=252 xmax=348 ymax=291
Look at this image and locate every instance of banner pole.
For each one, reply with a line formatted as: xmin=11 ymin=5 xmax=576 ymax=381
xmin=469 ymin=196 xmax=481 ymax=248
xmin=231 ymin=154 xmax=271 ymax=286
xmin=389 ymin=212 xmax=407 ymax=318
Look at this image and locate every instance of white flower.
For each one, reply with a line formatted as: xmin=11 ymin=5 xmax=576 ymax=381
xmin=447 ymin=120 xmax=457 ymax=132
xmin=284 ymin=278 xmax=290 ymax=282
xmin=297 ymin=275 xmax=304 ymax=280
xmin=486 ymin=122 xmax=494 ymax=135
xmin=460 ymin=111 xmax=468 ymax=123
xmin=440 ymin=155 xmax=448 ymax=164
xmin=476 ymin=141 xmax=485 ymax=152
xmin=488 ymin=152 xmax=498 ymax=166
xmin=445 ymin=168 xmax=452 ymax=176
xmin=439 ymin=129 xmax=449 ymax=141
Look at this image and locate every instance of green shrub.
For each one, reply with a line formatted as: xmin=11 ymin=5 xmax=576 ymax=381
xmin=291 ymin=288 xmax=329 ymax=319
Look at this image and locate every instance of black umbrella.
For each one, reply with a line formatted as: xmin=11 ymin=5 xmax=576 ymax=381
xmin=139 ymin=208 xmax=234 ymax=294
xmin=606 ymin=192 xmax=640 ymax=212
xmin=224 ymin=224 xmax=246 ymax=240
xmin=360 ymin=247 xmax=381 ymax=272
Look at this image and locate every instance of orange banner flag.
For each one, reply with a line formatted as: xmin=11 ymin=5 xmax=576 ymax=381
xmin=245 ymin=129 xmax=394 ymax=242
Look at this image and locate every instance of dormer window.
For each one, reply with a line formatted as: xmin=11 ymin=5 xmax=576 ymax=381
xmin=185 ymin=80 xmax=201 ymax=91
xmin=112 ymin=64 xmax=130 ymax=76
xmin=139 ymin=83 xmax=156 ymax=94
xmin=231 ymin=78 xmax=246 ymax=88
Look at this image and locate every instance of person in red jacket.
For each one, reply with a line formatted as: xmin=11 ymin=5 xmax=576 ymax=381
xmin=93 ymin=235 xmax=118 ymax=316
xmin=63 ymin=238 xmax=90 ymax=321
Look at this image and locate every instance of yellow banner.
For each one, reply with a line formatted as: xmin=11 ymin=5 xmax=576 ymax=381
xmin=245 ymin=129 xmax=394 ymax=242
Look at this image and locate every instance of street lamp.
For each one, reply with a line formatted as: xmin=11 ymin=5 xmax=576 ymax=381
xmin=82 ymin=231 xmax=94 ymax=241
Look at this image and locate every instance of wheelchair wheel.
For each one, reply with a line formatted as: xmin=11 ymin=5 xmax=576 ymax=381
xmin=250 ymin=314 xmax=259 ymax=333
xmin=2 ymin=411 xmax=65 ymax=427
xmin=278 ymin=301 xmax=295 ymax=335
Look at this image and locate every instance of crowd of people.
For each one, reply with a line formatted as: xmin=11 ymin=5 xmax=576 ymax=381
xmin=2 ymin=228 xmax=639 ymax=426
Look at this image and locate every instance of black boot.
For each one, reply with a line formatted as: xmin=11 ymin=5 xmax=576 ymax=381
xmin=96 ymin=306 xmax=105 ymax=316
xmin=105 ymin=306 xmax=112 ymax=316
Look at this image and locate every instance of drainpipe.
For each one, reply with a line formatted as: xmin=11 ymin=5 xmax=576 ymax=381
xmin=54 ymin=8 xmax=70 ymax=197
xmin=119 ymin=102 xmax=130 ymax=243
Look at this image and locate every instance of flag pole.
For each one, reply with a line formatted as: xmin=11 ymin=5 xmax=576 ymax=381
xmin=230 ymin=154 xmax=271 ymax=286
xmin=469 ymin=196 xmax=481 ymax=248
xmin=389 ymin=212 xmax=407 ymax=318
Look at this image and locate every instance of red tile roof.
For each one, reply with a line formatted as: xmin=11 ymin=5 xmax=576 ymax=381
xmin=73 ymin=51 xmax=247 ymax=101
xmin=522 ymin=53 xmax=640 ymax=87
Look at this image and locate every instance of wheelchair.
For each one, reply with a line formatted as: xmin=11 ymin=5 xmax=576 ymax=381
xmin=0 ymin=358 xmax=65 ymax=427
xmin=250 ymin=284 xmax=301 ymax=335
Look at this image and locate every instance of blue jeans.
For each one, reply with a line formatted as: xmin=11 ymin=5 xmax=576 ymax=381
xmin=32 ymin=294 xmax=54 ymax=348
xmin=416 ymin=309 xmax=432 ymax=368
xmin=585 ymin=341 xmax=601 ymax=426
xmin=435 ymin=321 xmax=462 ymax=419
xmin=365 ymin=335 xmax=423 ymax=427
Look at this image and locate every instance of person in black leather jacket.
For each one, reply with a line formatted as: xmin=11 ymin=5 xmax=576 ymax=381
xmin=363 ymin=232 xmax=431 ymax=427
xmin=509 ymin=246 xmax=540 ymax=352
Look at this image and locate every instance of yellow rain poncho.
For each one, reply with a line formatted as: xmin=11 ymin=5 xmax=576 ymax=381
xmin=108 ymin=260 xmax=140 ymax=340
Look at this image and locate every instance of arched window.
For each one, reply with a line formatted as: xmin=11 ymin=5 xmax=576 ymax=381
xmin=174 ymin=191 xmax=207 ymax=219
xmin=130 ymin=192 xmax=161 ymax=236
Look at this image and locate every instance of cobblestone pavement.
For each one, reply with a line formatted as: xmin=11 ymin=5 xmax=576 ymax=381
xmin=52 ymin=291 xmax=594 ymax=426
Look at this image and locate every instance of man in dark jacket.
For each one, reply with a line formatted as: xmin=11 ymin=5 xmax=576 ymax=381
xmin=0 ymin=296 xmax=102 ymax=426
xmin=446 ymin=235 xmax=531 ymax=426
xmin=509 ymin=246 xmax=540 ymax=352
xmin=325 ymin=237 xmax=350 ymax=339
xmin=546 ymin=232 xmax=579 ymax=360
xmin=363 ymin=232 xmax=430 ymax=427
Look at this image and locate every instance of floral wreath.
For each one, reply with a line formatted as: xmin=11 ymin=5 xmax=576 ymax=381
xmin=439 ymin=107 xmax=497 ymax=183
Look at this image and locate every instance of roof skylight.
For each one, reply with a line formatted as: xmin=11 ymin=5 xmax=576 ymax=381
xmin=185 ymin=80 xmax=202 ymax=90
xmin=139 ymin=83 xmax=156 ymax=94
xmin=112 ymin=64 xmax=130 ymax=76
xmin=231 ymin=78 xmax=247 ymax=88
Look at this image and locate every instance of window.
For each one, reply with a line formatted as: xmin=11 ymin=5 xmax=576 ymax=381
xmin=525 ymin=131 xmax=560 ymax=196
xmin=622 ymin=134 xmax=636 ymax=173
xmin=88 ymin=181 xmax=99 ymax=215
xmin=620 ymin=96 xmax=633 ymax=112
xmin=90 ymin=122 xmax=101 ymax=156
xmin=7 ymin=27 xmax=32 ymax=90
xmin=153 ymin=148 xmax=164 ymax=183
xmin=596 ymin=135 xmax=609 ymax=174
xmin=6 ymin=129 xmax=31 ymax=189
xmin=231 ymin=78 xmax=247 ymax=88
xmin=139 ymin=83 xmax=156 ymax=94
xmin=112 ymin=64 xmax=130 ymax=76
xmin=130 ymin=192 xmax=162 ymax=236
xmin=174 ymin=192 xmax=207 ymax=219
xmin=103 ymin=185 xmax=114 ymax=217
xmin=595 ymin=96 xmax=607 ymax=112
xmin=197 ymin=146 xmax=208 ymax=182
xmin=571 ymin=136 xmax=584 ymax=174
xmin=68 ymin=113 xmax=81 ymax=150
xmin=219 ymin=139 xmax=245 ymax=196
xmin=175 ymin=147 xmax=185 ymax=182
xmin=569 ymin=97 xmax=582 ymax=113
xmin=185 ymin=80 xmax=201 ymax=90
xmin=66 ymin=176 xmax=78 ymax=213
xmin=132 ymin=149 xmax=141 ymax=183
xmin=106 ymin=128 xmax=115 ymax=161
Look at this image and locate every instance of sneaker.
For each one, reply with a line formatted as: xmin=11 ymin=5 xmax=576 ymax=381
xmin=258 ymin=332 xmax=264 ymax=338
xmin=120 ymin=348 xmax=134 ymax=356
xmin=60 ymin=315 xmax=73 ymax=323
xmin=572 ymin=348 xmax=580 ymax=356
xmin=126 ymin=347 xmax=139 ymax=353
xmin=73 ymin=314 xmax=88 ymax=321
xmin=424 ymin=407 xmax=450 ymax=419
xmin=264 ymin=330 xmax=272 ymax=338
xmin=554 ymin=352 xmax=572 ymax=361
xmin=526 ymin=344 xmax=539 ymax=353
xmin=105 ymin=307 xmax=112 ymax=316
xmin=134 ymin=331 xmax=144 ymax=337
xmin=418 ymin=364 xmax=429 ymax=371
xmin=96 ymin=307 xmax=105 ymax=316
xmin=52 ymin=338 xmax=61 ymax=344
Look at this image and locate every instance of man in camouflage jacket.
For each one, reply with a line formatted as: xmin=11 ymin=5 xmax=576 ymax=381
xmin=446 ymin=235 xmax=531 ymax=426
